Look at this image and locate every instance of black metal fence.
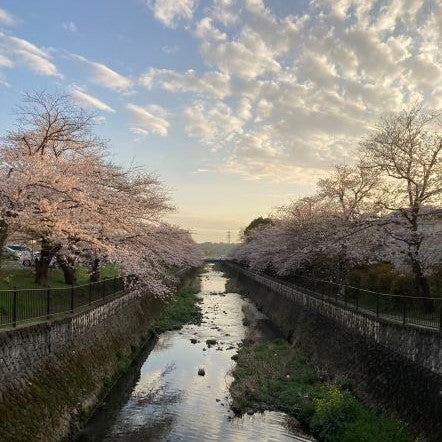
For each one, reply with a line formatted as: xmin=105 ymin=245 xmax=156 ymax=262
xmin=227 ymin=262 xmax=442 ymax=331
xmin=0 ymin=276 xmax=125 ymax=328
xmin=290 ymin=274 xmax=441 ymax=330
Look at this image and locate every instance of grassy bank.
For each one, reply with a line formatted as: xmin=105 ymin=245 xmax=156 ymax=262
xmin=0 ymin=264 xmax=118 ymax=290
xmin=230 ymin=339 xmax=415 ymax=442
xmin=149 ymin=285 xmax=202 ymax=334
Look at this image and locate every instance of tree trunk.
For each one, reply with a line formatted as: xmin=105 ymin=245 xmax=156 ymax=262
xmin=409 ymin=253 xmax=432 ymax=312
xmin=407 ymin=213 xmax=433 ymax=311
xmin=56 ymin=255 xmax=77 ymax=285
xmin=90 ymin=258 xmax=101 ymax=282
xmin=0 ymin=219 xmax=8 ymax=269
xmin=35 ymin=239 xmax=57 ymax=286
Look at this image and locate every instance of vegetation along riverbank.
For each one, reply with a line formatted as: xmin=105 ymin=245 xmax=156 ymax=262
xmin=230 ymin=338 xmax=416 ymax=442
xmin=148 ymin=282 xmax=203 ymax=334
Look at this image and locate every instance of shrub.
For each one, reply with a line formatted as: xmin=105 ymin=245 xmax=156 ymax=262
xmin=309 ymin=384 xmax=360 ymax=441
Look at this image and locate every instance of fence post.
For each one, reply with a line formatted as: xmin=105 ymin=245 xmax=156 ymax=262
xmin=113 ymin=276 xmax=117 ymax=294
xmin=102 ymin=279 xmax=106 ymax=299
xmin=376 ymin=293 xmax=380 ymax=317
xmin=70 ymin=285 xmax=74 ymax=313
xmin=439 ymin=299 xmax=442 ymax=334
xmin=344 ymin=285 xmax=347 ymax=307
xmin=88 ymin=282 xmax=92 ymax=305
xmin=46 ymin=287 xmax=51 ymax=320
xmin=355 ymin=288 xmax=359 ymax=311
xmin=12 ymin=286 xmax=17 ymax=327
xmin=402 ymin=300 xmax=407 ymax=325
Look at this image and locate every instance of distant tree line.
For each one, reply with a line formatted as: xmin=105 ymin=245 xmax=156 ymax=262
xmin=199 ymin=242 xmax=239 ymax=258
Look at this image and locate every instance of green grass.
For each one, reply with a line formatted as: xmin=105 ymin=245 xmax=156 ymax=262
xmin=0 ymin=264 xmax=119 ymax=290
xmin=149 ymin=287 xmax=202 ymax=334
xmin=230 ymin=339 xmax=415 ymax=442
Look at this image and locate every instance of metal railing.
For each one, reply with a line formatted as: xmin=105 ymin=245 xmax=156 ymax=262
xmin=225 ymin=262 xmax=442 ymax=332
xmin=0 ymin=276 xmax=125 ymax=328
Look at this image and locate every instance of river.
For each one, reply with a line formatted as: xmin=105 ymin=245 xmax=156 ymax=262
xmin=77 ymin=264 xmax=311 ymax=441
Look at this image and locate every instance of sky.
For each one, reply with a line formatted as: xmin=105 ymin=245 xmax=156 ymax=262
xmin=0 ymin=0 xmax=440 ymax=242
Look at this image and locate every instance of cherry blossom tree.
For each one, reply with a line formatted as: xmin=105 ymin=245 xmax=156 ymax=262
xmin=361 ymin=105 xmax=442 ymax=298
xmin=1 ymin=91 xmax=103 ymax=283
xmin=1 ymin=91 xmax=203 ymax=292
xmin=316 ymin=164 xmax=380 ymax=281
xmin=233 ymin=106 xmax=442 ymax=302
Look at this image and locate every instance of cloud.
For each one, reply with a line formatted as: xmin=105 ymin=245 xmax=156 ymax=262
xmin=184 ymin=101 xmax=244 ymax=146
xmin=140 ymin=68 xmax=230 ymax=99
xmin=126 ymin=103 xmax=170 ymax=136
xmin=0 ymin=32 xmax=60 ymax=76
xmin=148 ymin=0 xmax=195 ymax=27
xmin=62 ymin=21 xmax=77 ymax=33
xmin=192 ymin=168 xmax=212 ymax=173
xmin=0 ymin=7 xmax=18 ymax=26
xmin=0 ymin=76 xmax=10 ymax=88
xmin=69 ymin=85 xmax=115 ymax=112
xmin=130 ymin=127 xmax=149 ymax=136
xmin=162 ymin=0 xmax=441 ymax=182
xmin=210 ymin=0 xmax=239 ymax=26
xmin=196 ymin=18 xmax=282 ymax=79
xmin=71 ymin=53 xmax=132 ymax=91
xmin=161 ymin=45 xmax=179 ymax=54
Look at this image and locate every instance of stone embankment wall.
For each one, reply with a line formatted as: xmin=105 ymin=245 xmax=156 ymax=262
xmin=0 ymin=274 xmax=194 ymax=442
xmin=225 ymin=263 xmax=442 ymax=441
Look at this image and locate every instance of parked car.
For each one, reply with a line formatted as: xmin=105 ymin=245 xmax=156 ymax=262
xmin=19 ymin=251 xmax=35 ymax=267
xmin=32 ymin=252 xmax=58 ymax=268
xmin=7 ymin=245 xmax=32 ymax=258
xmin=2 ymin=246 xmax=20 ymax=260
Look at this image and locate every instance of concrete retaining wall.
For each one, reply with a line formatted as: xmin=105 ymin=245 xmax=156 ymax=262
xmin=0 ymin=286 xmax=167 ymax=442
xmin=225 ymin=263 xmax=442 ymax=440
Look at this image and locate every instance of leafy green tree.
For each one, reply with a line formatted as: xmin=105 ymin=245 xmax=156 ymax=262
xmin=243 ymin=217 xmax=273 ymax=241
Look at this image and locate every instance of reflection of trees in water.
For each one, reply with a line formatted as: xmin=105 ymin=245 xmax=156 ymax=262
xmin=76 ymin=340 xmax=159 ymax=442
xmin=224 ymin=277 xmax=241 ymax=294
xmin=134 ymin=382 xmax=183 ymax=407
xmin=113 ymin=363 xmax=184 ymax=441
xmin=114 ymin=414 xmax=176 ymax=442
xmin=224 ymin=272 xmax=251 ymax=296
xmin=133 ymin=362 xmax=177 ymax=401
xmin=153 ymin=334 xmax=175 ymax=352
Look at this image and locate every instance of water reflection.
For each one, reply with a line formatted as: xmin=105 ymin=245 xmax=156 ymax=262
xmin=78 ymin=265 xmax=311 ymax=441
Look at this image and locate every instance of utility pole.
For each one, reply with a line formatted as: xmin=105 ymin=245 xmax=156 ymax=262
xmin=227 ymin=230 xmax=231 ymax=244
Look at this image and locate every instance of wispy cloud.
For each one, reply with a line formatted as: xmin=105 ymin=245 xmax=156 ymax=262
xmin=148 ymin=0 xmax=195 ymax=28
xmin=71 ymin=53 xmax=132 ymax=91
xmin=126 ymin=103 xmax=170 ymax=136
xmin=69 ymin=84 xmax=115 ymax=112
xmin=62 ymin=21 xmax=77 ymax=33
xmin=140 ymin=67 xmax=230 ymax=99
xmin=130 ymin=127 xmax=149 ymax=136
xmin=0 ymin=7 xmax=19 ymax=26
xmin=0 ymin=32 xmax=60 ymax=76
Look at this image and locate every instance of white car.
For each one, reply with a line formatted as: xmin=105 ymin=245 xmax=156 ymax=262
xmin=19 ymin=251 xmax=35 ymax=267
xmin=7 ymin=245 xmax=32 ymax=258
xmin=2 ymin=246 xmax=20 ymax=260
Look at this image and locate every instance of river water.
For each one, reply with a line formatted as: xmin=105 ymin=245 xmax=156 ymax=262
xmin=78 ymin=264 xmax=311 ymax=442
